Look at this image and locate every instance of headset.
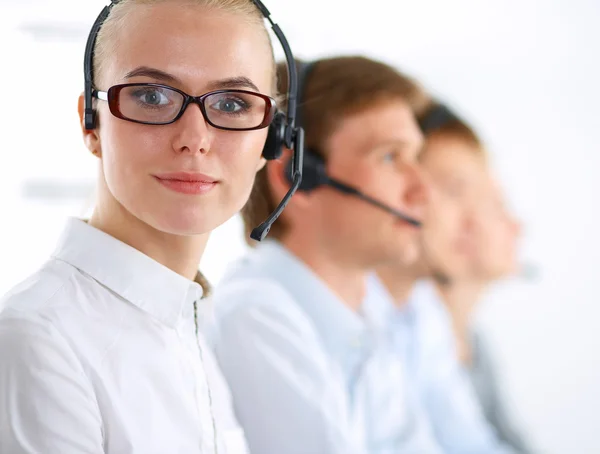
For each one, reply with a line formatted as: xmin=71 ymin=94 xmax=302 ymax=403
xmin=284 ymin=60 xmax=422 ymax=227
xmin=83 ymin=0 xmax=304 ymax=242
xmin=418 ymin=103 xmax=457 ymax=133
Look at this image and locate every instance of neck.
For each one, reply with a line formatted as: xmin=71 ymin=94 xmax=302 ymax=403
xmin=436 ymin=279 xmax=488 ymax=364
xmin=280 ymin=233 xmax=368 ymax=312
xmin=376 ymin=263 xmax=420 ymax=308
xmin=90 ymin=184 xmax=209 ymax=281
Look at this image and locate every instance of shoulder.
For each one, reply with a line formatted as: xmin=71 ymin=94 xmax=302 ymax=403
xmin=0 ymin=258 xmax=109 ymax=339
xmin=0 ymin=259 xmax=125 ymax=367
xmin=0 ymin=307 xmax=88 ymax=384
xmin=0 ymin=259 xmax=78 ymax=320
xmin=212 ymin=277 xmax=320 ymax=346
xmin=0 ymin=259 xmax=88 ymax=368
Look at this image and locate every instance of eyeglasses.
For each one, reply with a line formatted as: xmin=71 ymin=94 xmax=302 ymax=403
xmin=92 ymin=83 xmax=277 ymax=131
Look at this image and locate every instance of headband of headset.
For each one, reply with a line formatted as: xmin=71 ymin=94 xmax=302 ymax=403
xmin=283 ymin=60 xmax=326 ymax=192
xmin=418 ymin=103 xmax=458 ymax=133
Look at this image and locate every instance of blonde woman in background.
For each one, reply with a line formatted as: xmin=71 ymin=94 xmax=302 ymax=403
xmin=374 ymin=102 xmax=535 ymax=453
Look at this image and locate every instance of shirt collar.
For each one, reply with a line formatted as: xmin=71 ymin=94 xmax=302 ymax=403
xmin=243 ymin=240 xmax=373 ymax=356
xmin=364 ymin=274 xmax=399 ymax=326
xmin=366 ymin=277 xmax=452 ymax=329
xmin=52 ymin=218 xmax=204 ymax=328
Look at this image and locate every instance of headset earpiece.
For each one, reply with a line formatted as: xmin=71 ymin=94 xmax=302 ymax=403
xmin=284 ymin=149 xmax=328 ymax=192
xmin=262 ymin=111 xmax=287 ymax=160
xmin=84 ymin=108 xmax=97 ymax=130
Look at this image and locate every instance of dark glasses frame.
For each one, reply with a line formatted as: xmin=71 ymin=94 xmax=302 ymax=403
xmin=93 ymin=83 xmax=277 ymax=131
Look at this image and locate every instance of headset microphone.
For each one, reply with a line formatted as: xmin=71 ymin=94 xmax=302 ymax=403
xmin=327 ymin=179 xmax=421 ymax=227
xmin=284 ymin=150 xmax=422 ymax=227
xmin=251 ymin=128 xmax=304 ymax=241
xmin=284 ymin=60 xmax=422 ymax=228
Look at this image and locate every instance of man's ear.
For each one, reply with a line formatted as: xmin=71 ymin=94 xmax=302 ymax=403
xmin=78 ymin=93 xmax=102 ymax=158
xmin=265 ymin=148 xmax=311 ymax=209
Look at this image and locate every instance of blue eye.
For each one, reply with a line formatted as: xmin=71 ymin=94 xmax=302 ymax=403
xmin=210 ymin=97 xmax=250 ymax=114
xmin=382 ymin=151 xmax=397 ymax=163
xmin=132 ymin=88 xmax=171 ymax=107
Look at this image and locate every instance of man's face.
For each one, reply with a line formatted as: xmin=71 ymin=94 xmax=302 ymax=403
xmin=304 ymin=99 xmax=428 ymax=267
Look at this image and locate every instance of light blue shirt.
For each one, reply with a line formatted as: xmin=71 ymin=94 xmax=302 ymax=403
xmin=366 ymin=277 xmax=517 ymax=454
xmin=209 ymin=241 xmax=443 ymax=454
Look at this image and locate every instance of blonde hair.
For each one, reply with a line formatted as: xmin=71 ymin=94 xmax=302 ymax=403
xmin=93 ymin=0 xmax=273 ymax=87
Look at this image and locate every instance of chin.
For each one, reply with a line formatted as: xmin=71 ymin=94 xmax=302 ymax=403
xmin=145 ymin=206 xmax=231 ymax=237
xmin=388 ymin=239 xmax=421 ymax=266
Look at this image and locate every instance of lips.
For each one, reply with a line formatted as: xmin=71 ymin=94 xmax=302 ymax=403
xmin=153 ymin=172 xmax=218 ymax=195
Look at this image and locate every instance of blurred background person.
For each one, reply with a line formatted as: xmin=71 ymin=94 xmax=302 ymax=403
xmin=374 ymin=102 xmax=536 ymax=453
xmin=452 ymin=172 xmax=534 ymax=452
xmin=210 ymin=56 xmax=444 ymax=454
xmin=374 ymin=102 xmax=515 ymax=453
xmin=418 ymin=105 xmax=536 ymax=452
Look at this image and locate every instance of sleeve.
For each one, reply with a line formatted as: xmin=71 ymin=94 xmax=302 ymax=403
xmin=0 ymin=316 xmax=104 ymax=454
xmin=414 ymin=301 xmax=518 ymax=454
xmin=473 ymin=333 xmax=537 ymax=454
xmin=212 ymin=283 xmax=367 ymax=454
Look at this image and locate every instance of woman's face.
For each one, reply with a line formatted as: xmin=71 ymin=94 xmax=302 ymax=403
xmin=418 ymin=136 xmax=487 ymax=279
xmin=469 ymin=176 xmax=521 ymax=281
xmin=80 ymin=3 xmax=273 ymax=235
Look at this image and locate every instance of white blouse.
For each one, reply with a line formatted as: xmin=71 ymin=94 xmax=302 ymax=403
xmin=0 ymin=218 xmax=249 ymax=454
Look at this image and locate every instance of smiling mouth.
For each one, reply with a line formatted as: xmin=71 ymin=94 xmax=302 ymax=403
xmin=153 ymin=172 xmax=219 ymax=195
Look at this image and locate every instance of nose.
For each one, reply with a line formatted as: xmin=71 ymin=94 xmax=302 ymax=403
xmin=171 ymin=102 xmax=214 ymax=155
xmin=511 ymin=217 xmax=523 ymax=238
xmin=403 ymin=162 xmax=430 ymax=218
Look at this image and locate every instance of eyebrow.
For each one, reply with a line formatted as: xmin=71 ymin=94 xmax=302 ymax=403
xmin=124 ymin=66 xmax=181 ymax=84
xmin=365 ymin=139 xmax=416 ymax=154
xmin=205 ymin=76 xmax=260 ymax=92
xmin=124 ymin=66 xmax=260 ymax=92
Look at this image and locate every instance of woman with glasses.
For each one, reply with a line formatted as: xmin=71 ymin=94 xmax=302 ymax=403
xmin=0 ymin=0 xmax=295 ymax=452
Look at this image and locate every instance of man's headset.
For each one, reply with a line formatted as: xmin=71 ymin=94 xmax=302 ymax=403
xmin=83 ymin=0 xmax=304 ymax=242
xmin=283 ymin=60 xmax=422 ymax=227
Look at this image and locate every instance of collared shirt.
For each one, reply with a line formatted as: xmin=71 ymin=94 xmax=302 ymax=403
xmin=209 ymin=240 xmax=443 ymax=454
xmin=366 ymin=277 xmax=518 ymax=454
xmin=0 ymin=218 xmax=249 ymax=454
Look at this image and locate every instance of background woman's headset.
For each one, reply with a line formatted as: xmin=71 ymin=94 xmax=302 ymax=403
xmin=83 ymin=0 xmax=304 ymax=241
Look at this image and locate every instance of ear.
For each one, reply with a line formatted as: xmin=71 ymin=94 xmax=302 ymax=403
xmin=255 ymin=156 xmax=267 ymax=172
xmin=265 ymin=148 xmax=312 ymax=210
xmin=78 ymin=93 xmax=102 ymax=158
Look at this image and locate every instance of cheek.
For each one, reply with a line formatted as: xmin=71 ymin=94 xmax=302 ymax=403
xmin=430 ymin=203 xmax=459 ymax=236
xmin=363 ymin=166 xmax=403 ymax=201
xmin=217 ymin=131 xmax=267 ymax=200
xmin=496 ymin=228 xmax=516 ymax=260
xmin=477 ymin=226 xmax=504 ymax=265
xmin=102 ymin=123 xmax=167 ymax=181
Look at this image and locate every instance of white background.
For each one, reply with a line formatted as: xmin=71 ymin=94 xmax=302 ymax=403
xmin=0 ymin=1 xmax=598 ymax=453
